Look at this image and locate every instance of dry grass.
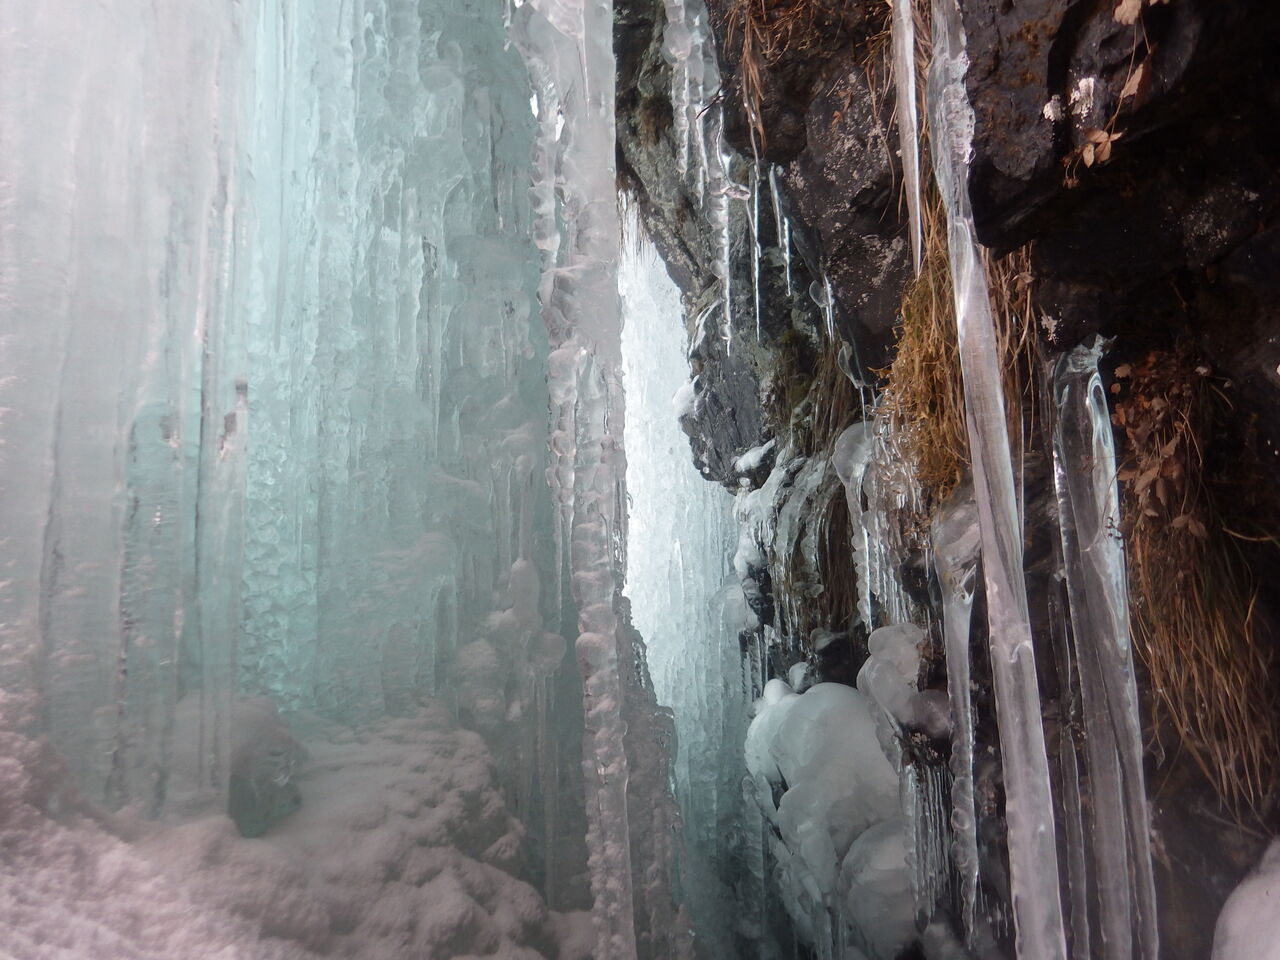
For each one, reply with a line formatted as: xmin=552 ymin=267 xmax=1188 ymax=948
xmin=722 ymin=0 xmax=890 ymax=150
xmin=1114 ymin=347 xmax=1280 ymax=817
xmin=876 ymin=192 xmax=1034 ymax=507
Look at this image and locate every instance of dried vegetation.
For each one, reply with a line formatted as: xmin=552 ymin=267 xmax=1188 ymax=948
xmin=1113 ymin=346 xmax=1280 ymax=816
xmin=722 ymin=0 xmax=889 ymax=149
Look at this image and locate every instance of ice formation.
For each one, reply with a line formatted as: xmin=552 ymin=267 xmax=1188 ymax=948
xmin=927 ymin=1 xmax=1068 ymax=955
xmin=1 ymin=0 xmax=685 ymax=956
xmin=932 ymin=485 xmax=983 ymax=942
xmin=1213 ymin=840 xmax=1280 ymax=960
xmin=891 ymin=0 xmax=924 ymax=274
xmin=745 ymin=681 xmax=912 ymax=958
xmin=620 ymin=218 xmax=751 ymax=953
xmin=1049 ymin=338 xmax=1159 ymax=959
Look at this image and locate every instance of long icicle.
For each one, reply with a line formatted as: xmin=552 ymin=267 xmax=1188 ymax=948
xmin=511 ymin=1 xmax=638 ymax=955
xmin=892 ymin=0 xmax=923 ymax=274
xmin=926 ymin=1 xmax=1068 ymax=956
xmin=1050 ymin=337 xmax=1159 ymax=960
xmin=932 ymin=484 xmax=982 ymax=945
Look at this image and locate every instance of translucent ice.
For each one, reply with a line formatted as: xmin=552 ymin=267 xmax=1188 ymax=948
xmin=928 ymin=1 xmax=1067 ymax=954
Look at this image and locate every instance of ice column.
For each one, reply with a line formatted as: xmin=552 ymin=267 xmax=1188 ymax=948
xmin=511 ymin=2 xmax=638 ymax=956
xmin=1050 ymin=339 xmax=1159 ymax=960
xmin=0 ymin=0 xmax=249 ymax=811
xmin=927 ymin=1 xmax=1068 ymax=956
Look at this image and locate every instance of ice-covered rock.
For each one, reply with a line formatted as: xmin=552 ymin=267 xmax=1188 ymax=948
xmin=841 ymin=819 xmax=916 ymax=960
xmin=1213 ymin=840 xmax=1280 ymax=960
xmin=746 ymin=681 xmax=906 ymax=954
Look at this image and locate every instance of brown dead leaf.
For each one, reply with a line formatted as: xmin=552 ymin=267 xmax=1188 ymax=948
xmin=1136 ymin=465 xmax=1160 ymax=495
xmin=1120 ymin=61 xmax=1146 ymax=100
xmin=1114 ymin=363 xmax=1133 ymax=378
xmin=1114 ymin=0 xmax=1142 ymax=25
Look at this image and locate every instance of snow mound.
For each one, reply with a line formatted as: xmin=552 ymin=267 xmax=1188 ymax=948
xmin=0 ymin=697 xmax=562 ymax=960
xmin=1213 ymin=839 xmax=1280 ymax=960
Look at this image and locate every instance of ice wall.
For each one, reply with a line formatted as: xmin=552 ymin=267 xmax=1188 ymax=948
xmin=237 ymin=0 xmax=546 ymax=730
xmin=511 ymin=3 xmax=695 ymax=957
xmin=0 ymin=0 xmax=252 ymax=812
xmin=620 ymin=217 xmax=752 ymax=953
xmin=0 ymin=0 xmax=559 ymax=819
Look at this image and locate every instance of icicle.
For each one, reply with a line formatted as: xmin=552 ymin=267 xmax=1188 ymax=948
xmin=750 ymin=159 xmax=762 ymax=342
xmin=1050 ymin=337 xmax=1159 ymax=960
xmin=891 ymin=0 xmax=923 ymax=274
xmin=706 ymin=107 xmax=734 ymax=355
xmin=768 ymin=166 xmax=793 ymax=297
xmin=660 ymin=0 xmax=693 ymax=176
xmin=509 ymin=1 xmax=638 ymax=955
xmin=833 ymin=422 xmax=874 ymax=629
xmin=932 ymin=484 xmax=982 ymax=945
xmin=926 ymin=2 xmax=1068 ymax=957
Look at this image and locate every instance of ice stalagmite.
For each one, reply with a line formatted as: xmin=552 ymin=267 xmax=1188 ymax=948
xmin=927 ymin=1 xmax=1068 ymax=956
xmin=1050 ymin=338 xmax=1159 ymax=960
xmin=511 ymin=2 xmax=638 ymax=956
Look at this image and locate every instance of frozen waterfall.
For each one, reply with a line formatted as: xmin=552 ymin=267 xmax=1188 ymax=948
xmin=1 ymin=0 xmax=1200 ymax=957
xmin=0 ymin=0 xmax=685 ymax=956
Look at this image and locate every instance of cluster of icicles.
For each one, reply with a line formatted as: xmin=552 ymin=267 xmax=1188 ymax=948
xmin=730 ymin=1 xmax=1162 ymax=958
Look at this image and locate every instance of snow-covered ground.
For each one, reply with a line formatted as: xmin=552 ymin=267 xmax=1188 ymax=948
xmin=0 ymin=694 xmax=588 ymax=960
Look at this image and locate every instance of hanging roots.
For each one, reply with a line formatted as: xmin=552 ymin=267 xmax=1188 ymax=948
xmin=1114 ymin=345 xmax=1280 ymax=817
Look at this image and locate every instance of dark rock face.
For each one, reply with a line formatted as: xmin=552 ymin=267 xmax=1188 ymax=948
xmin=961 ymin=0 xmax=1280 ymax=358
xmin=615 ymin=0 xmax=774 ymax=487
xmin=703 ymin=0 xmax=912 ymax=371
xmin=779 ymin=59 xmax=911 ymax=370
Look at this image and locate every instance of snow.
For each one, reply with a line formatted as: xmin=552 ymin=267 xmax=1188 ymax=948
xmin=0 ymin=698 xmax=566 ymax=960
xmin=745 ymin=682 xmax=908 ymax=956
xmin=1213 ymin=841 xmax=1280 ymax=960
xmin=671 ymin=379 xmax=698 ymax=418
xmin=733 ymin=439 xmax=777 ymax=474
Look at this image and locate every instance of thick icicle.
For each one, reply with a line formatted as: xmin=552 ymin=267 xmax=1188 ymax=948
xmin=927 ymin=1 xmax=1068 ymax=956
xmin=511 ymin=2 xmax=638 ymax=956
xmin=891 ymin=0 xmax=923 ymax=274
xmin=932 ymin=484 xmax=982 ymax=944
xmin=1050 ymin=338 xmax=1159 ymax=960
